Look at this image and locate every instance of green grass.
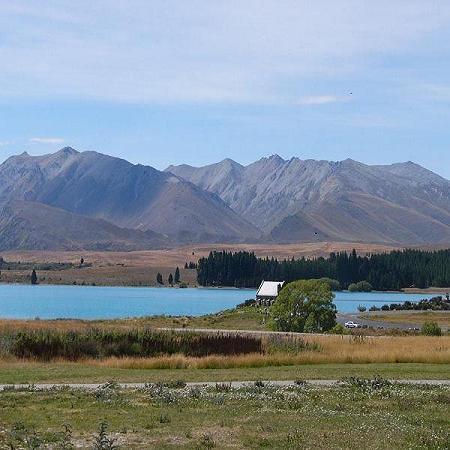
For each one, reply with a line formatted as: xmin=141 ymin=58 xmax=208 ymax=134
xmin=0 ymin=382 xmax=448 ymax=449
xmin=0 ymin=362 xmax=449 ymax=384
xmin=130 ymin=306 xmax=268 ymax=330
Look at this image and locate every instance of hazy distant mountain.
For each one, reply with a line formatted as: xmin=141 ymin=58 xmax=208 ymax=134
xmin=0 ymin=148 xmax=259 ymax=245
xmin=2 ymin=147 xmax=450 ymax=250
xmin=166 ymin=155 xmax=450 ymax=244
xmin=0 ymin=201 xmax=169 ymax=251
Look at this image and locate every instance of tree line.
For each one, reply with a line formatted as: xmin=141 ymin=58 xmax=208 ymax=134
xmin=196 ymin=249 xmax=450 ymax=290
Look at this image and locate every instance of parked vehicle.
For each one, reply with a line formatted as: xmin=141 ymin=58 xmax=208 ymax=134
xmin=344 ymin=321 xmax=361 ymax=328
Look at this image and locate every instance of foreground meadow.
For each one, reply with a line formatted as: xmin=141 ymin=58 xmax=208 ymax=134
xmin=0 ymin=380 xmax=448 ymax=449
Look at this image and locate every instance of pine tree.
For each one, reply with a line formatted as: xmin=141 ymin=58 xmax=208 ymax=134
xmin=174 ymin=267 xmax=180 ymax=284
xmin=156 ymin=273 xmax=163 ymax=284
xmin=168 ymin=273 xmax=174 ymax=285
xmin=31 ymin=269 xmax=38 ymax=285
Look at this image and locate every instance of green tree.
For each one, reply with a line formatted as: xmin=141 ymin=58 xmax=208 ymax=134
xmin=269 ymin=279 xmax=336 ymax=332
xmin=168 ymin=273 xmax=174 ymax=285
xmin=156 ymin=273 xmax=163 ymax=284
xmin=356 ymin=281 xmax=373 ymax=292
xmin=421 ymin=321 xmax=442 ymax=336
xmin=31 ymin=269 xmax=38 ymax=285
xmin=174 ymin=267 xmax=180 ymax=284
xmin=318 ymin=277 xmax=341 ymax=291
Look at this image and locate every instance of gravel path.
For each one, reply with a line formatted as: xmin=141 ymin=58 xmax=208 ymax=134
xmin=1 ymin=379 xmax=449 ymax=391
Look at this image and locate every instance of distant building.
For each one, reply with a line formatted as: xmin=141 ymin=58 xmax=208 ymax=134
xmin=256 ymin=280 xmax=285 ymax=305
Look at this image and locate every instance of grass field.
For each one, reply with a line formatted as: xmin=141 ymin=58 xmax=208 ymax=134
xmin=361 ymin=311 xmax=450 ymax=327
xmin=0 ymin=307 xmax=268 ymax=333
xmin=0 ymin=242 xmax=399 ymax=287
xmin=0 ymin=381 xmax=448 ymax=449
xmin=0 ymin=362 xmax=449 ymax=384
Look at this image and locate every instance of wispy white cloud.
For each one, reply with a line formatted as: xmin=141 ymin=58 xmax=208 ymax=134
xmin=0 ymin=1 xmax=450 ymax=104
xmin=29 ymin=137 xmax=65 ymax=144
xmin=0 ymin=140 xmax=12 ymax=146
xmin=298 ymin=95 xmax=343 ymax=105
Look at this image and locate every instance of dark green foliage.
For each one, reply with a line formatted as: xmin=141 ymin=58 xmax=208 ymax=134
xmin=269 ymin=279 xmax=336 ymax=332
xmin=7 ymin=422 xmax=42 ymax=449
xmin=357 ymin=304 xmax=367 ymax=312
xmin=385 ymin=296 xmax=450 ymax=311
xmin=168 ymin=273 xmax=173 ymax=285
xmin=421 ymin=321 xmax=442 ymax=336
xmin=197 ymin=249 xmax=450 ymax=290
xmin=329 ymin=323 xmax=347 ymax=334
xmin=341 ymin=375 xmax=391 ymax=392
xmin=317 ymin=277 xmax=341 ymax=291
xmin=30 ymin=269 xmax=37 ymax=285
xmin=0 ymin=259 xmax=75 ymax=271
xmin=174 ymin=267 xmax=180 ymax=284
xmin=156 ymin=273 xmax=163 ymax=284
xmin=9 ymin=329 xmax=263 ymax=360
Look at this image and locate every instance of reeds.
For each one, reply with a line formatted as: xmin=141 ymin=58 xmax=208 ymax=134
xmin=0 ymin=324 xmax=448 ymax=366
xmin=7 ymin=328 xmax=263 ymax=360
xmin=81 ymin=335 xmax=450 ymax=368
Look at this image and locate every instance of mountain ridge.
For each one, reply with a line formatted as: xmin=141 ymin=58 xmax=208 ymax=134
xmin=166 ymin=156 xmax=450 ymax=245
xmin=1 ymin=148 xmax=450 ymax=249
xmin=0 ymin=148 xmax=260 ymax=247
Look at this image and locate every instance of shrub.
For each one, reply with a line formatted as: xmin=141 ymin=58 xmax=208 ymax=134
xmin=348 ymin=281 xmax=372 ymax=292
xmin=159 ymin=414 xmax=171 ymax=424
xmin=357 ymin=304 xmax=367 ymax=312
xmin=421 ymin=321 xmax=442 ymax=336
xmin=356 ymin=281 xmax=373 ymax=292
xmin=317 ymin=278 xmax=341 ymax=291
xmin=329 ymin=323 xmax=347 ymax=334
xmin=9 ymin=328 xmax=263 ymax=361
xmin=92 ymin=422 xmax=118 ymax=450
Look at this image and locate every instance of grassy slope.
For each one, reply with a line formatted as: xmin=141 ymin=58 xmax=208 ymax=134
xmin=0 ymin=383 xmax=448 ymax=449
xmin=0 ymin=307 xmax=268 ymax=332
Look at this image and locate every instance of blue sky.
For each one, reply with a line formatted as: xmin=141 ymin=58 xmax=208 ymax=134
xmin=1 ymin=1 xmax=450 ymax=176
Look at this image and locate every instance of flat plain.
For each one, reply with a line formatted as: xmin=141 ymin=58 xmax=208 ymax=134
xmin=1 ymin=242 xmax=400 ymax=286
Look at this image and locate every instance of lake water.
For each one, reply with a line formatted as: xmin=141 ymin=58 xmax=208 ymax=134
xmin=0 ymin=284 xmax=439 ymax=319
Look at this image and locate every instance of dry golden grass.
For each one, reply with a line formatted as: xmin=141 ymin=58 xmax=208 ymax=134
xmin=73 ymin=335 xmax=450 ymax=369
xmin=1 ymin=242 xmax=403 ymax=287
xmin=2 ymin=242 xmax=400 ymax=266
xmin=362 ymin=312 xmax=450 ymax=327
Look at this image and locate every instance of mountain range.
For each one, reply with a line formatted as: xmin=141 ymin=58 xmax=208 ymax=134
xmin=0 ymin=147 xmax=449 ymax=250
xmin=167 ymin=155 xmax=450 ymax=245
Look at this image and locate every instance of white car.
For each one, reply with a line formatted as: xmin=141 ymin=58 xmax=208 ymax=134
xmin=344 ymin=321 xmax=361 ymax=328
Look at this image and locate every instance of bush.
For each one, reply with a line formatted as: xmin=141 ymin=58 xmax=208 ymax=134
xmin=357 ymin=304 xmax=367 ymax=312
xmin=348 ymin=281 xmax=372 ymax=292
xmin=9 ymin=328 xmax=263 ymax=360
xmin=421 ymin=321 xmax=442 ymax=336
xmin=328 ymin=323 xmax=347 ymax=334
xmin=317 ymin=278 xmax=341 ymax=291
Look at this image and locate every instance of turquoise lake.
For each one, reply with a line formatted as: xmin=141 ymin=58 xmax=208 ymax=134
xmin=0 ymin=284 xmax=438 ymax=319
